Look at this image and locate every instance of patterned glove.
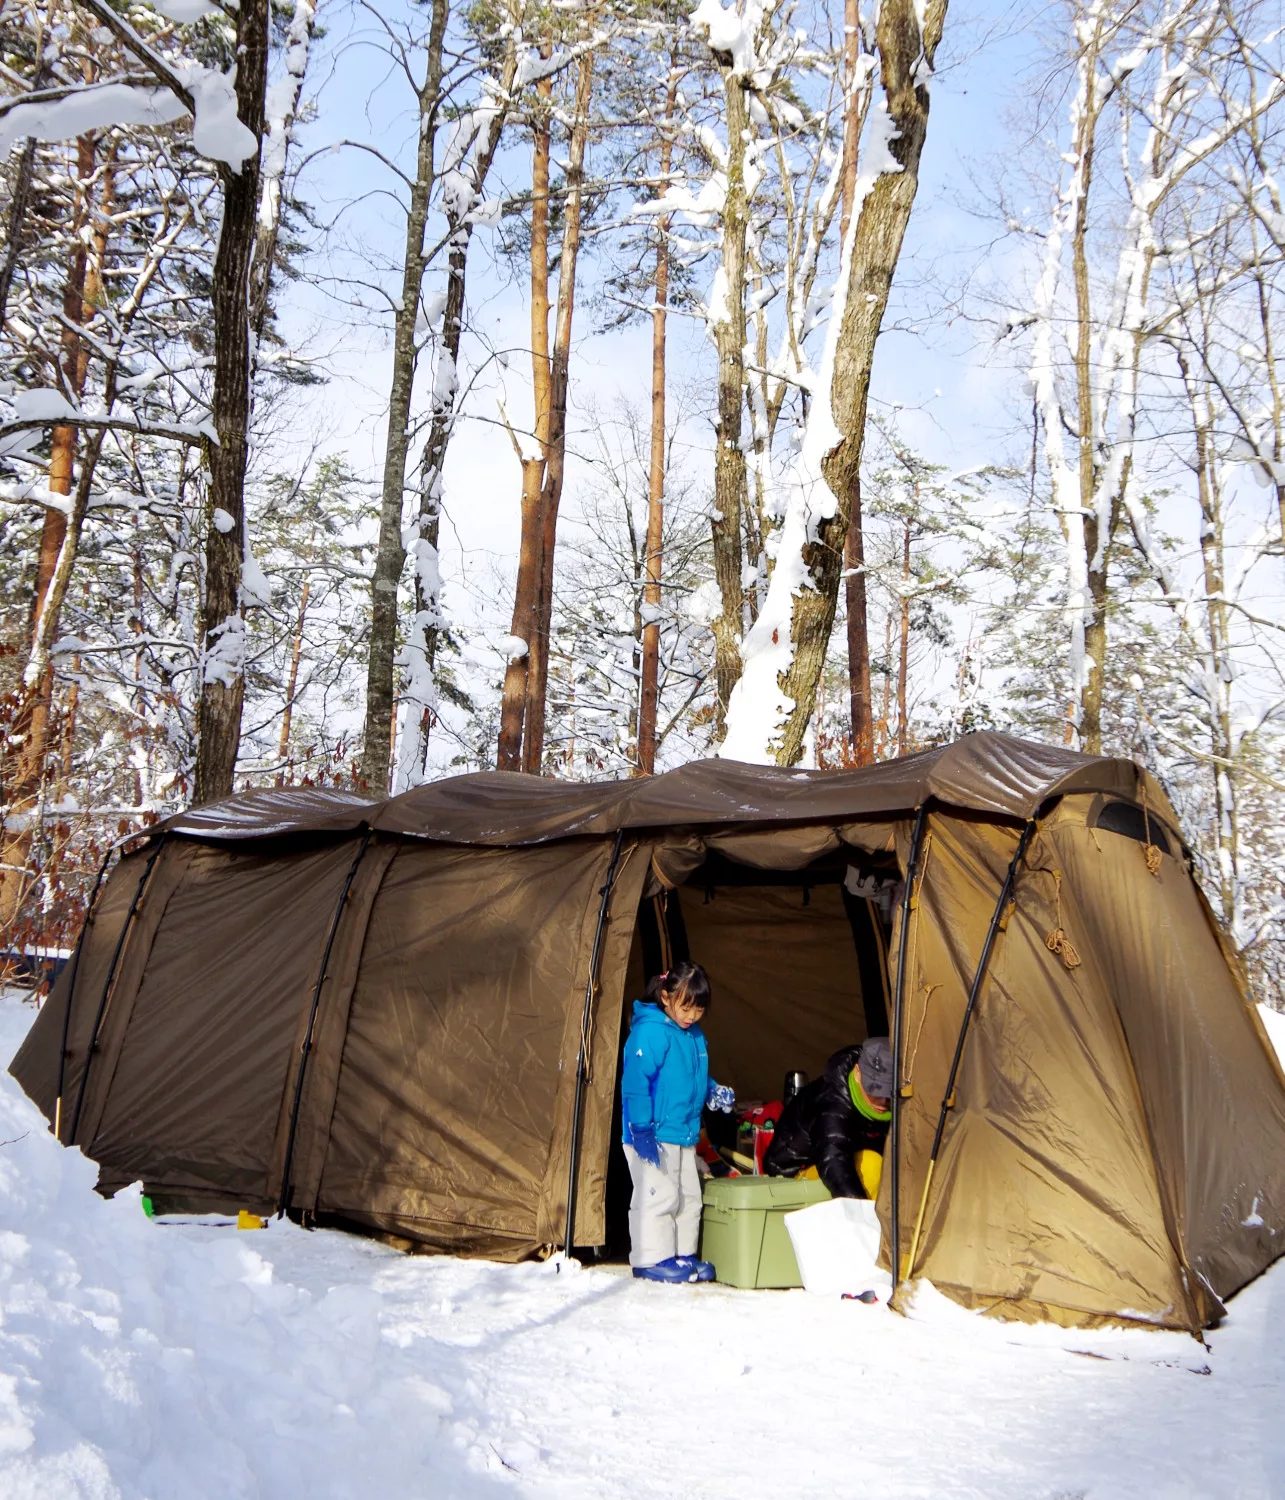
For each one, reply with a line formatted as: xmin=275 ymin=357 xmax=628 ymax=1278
xmin=706 ymin=1081 xmax=736 ymax=1113
xmin=629 ymin=1123 xmax=661 ymax=1166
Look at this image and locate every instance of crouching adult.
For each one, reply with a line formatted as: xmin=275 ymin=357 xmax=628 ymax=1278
xmin=763 ymin=1037 xmax=893 ymax=1199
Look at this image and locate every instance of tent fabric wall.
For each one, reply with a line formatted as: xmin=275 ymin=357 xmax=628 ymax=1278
xmin=889 ymin=811 xmax=1197 ymax=1329
xmin=10 ymin=842 xmax=152 ymax=1127
xmin=1044 ymin=812 xmax=1285 ymax=1313
xmin=86 ymin=838 xmax=370 ymax=1207
xmin=883 ymin=799 xmax=1285 ymax=1331
xmin=304 ymin=837 xmax=648 ymax=1258
xmin=57 ymin=839 xmax=193 ymax=1166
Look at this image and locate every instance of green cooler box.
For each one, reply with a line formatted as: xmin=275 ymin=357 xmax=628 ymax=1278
xmin=699 ymin=1176 xmax=832 ymax=1289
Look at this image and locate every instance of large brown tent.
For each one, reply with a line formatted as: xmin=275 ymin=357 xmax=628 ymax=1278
xmin=11 ymin=731 xmax=1285 ymax=1333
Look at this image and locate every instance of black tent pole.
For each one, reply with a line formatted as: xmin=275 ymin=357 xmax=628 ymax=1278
xmin=562 ymin=829 xmax=627 ymax=1257
xmin=53 ymin=840 xmax=119 ymax=1143
xmin=65 ymin=833 xmax=169 ymax=1147
xmin=278 ymin=827 xmax=373 ymax=1220
xmin=889 ymin=801 xmax=930 ymax=1296
xmin=902 ymin=815 xmax=1038 ymax=1285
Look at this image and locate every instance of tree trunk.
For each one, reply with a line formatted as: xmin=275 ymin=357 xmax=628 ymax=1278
xmin=840 ymin=0 xmax=874 ymax=764
xmin=843 ymin=492 xmax=874 ymax=763
xmin=1068 ymin=27 xmax=1104 ymax=755
xmin=522 ymin=48 xmax=595 ymax=774
xmin=358 ymin=0 xmax=449 ymax=790
xmin=276 ymin=578 xmax=309 ymax=781
xmin=0 ymin=136 xmax=40 ymax=335
xmin=1080 ymin=514 xmax=1110 ymax=756
xmin=770 ymin=0 xmax=946 ymax=766
xmin=897 ymin=521 xmax=911 ymax=756
xmin=194 ymin=0 xmax=269 ymax=804
xmin=248 ymin=0 xmax=317 ymax=346
xmin=498 ymin=64 xmax=554 ymax=772
xmin=0 ymin=7 xmax=50 ymax=332
xmin=0 ymin=128 xmax=100 ymax=934
xmin=839 ymin=0 xmax=861 ymax=243
xmin=878 ymin=609 xmax=894 ymax=758
xmin=709 ymin=70 xmax=750 ymax=732
xmin=1194 ymin=418 xmax=1237 ymax=930
xmin=398 ymin=39 xmax=518 ymax=787
xmin=637 ymin=77 xmax=677 ymax=778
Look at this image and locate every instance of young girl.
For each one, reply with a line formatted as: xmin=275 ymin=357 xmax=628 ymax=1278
xmin=620 ymin=961 xmax=735 ymax=1283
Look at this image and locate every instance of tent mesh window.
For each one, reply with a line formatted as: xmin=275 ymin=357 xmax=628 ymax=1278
xmin=1092 ymin=799 xmax=1172 ymax=854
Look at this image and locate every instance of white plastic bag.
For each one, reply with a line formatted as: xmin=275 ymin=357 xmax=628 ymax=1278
xmin=784 ymin=1197 xmax=883 ymax=1296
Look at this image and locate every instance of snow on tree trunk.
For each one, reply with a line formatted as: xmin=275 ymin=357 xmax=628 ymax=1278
xmin=1025 ymin=0 xmax=1264 ymax=754
xmin=359 ymin=0 xmax=449 ymax=793
xmin=840 ymin=0 xmax=874 ymax=766
xmin=720 ymin=0 xmax=947 ymax=765
xmin=194 ymin=0 xmax=270 ymax=804
xmin=248 ymin=0 xmax=316 ymax=345
xmin=0 ymin=128 xmax=103 ymax=933
xmin=707 ymin=66 xmax=750 ymax=735
xmin=395 ymin=39 xmax=518 ymax=791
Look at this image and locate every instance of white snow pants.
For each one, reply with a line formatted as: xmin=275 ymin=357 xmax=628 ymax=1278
xmin=623 ymin=1142 xmax=702 ymax=1268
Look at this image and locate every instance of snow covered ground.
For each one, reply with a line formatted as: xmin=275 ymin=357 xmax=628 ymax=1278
xmin=3 ymin=989 xmax=1285 ymax=1500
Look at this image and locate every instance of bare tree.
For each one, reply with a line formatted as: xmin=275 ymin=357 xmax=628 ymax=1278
xmin=498 ymin=34 xmax=599 ymax=773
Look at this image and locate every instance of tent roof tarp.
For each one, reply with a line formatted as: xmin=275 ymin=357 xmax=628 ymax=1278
xmin=154 ymin=732 xmax=1174 ymax=847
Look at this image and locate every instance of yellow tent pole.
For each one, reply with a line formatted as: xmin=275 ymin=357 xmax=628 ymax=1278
xmin=902 ymin=1157 xmax=937 ymax=1282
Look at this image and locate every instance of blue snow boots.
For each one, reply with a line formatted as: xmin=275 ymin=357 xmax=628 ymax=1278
xmin=632 ymin=1255 xmax=715 ymax=1283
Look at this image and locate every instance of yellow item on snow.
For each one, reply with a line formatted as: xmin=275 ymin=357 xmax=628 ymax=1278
xmin=236 ymin=1210 xmax=266 ymax=1231
xmin=797 ymin=1149 xmax=883 ymax=1199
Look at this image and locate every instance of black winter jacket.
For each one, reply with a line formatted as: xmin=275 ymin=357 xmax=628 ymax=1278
xmin=763 ymin=1043 xmax=889 ymax=1198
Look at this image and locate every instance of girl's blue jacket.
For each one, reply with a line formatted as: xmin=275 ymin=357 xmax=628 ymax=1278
xmin=620 ymin=999 xmax=709 ymax=1147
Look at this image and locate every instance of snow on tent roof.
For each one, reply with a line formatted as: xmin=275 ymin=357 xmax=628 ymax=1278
xmin=150 ymin=733 xmax=1172 ymax=847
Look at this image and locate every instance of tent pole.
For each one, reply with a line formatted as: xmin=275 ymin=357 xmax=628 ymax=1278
xmin=278 ymin=827 xmax=373 ymax=1220
xmin=563 ymin=829 xmax=627 ymax=1257
xmin=53 ymin=840 xmax=120 ymax=1143
xmin=902 ymin=816 xmax=1038 ymax=1286
xmin=65 ymin=833 xmax=169 ymax=1147
xmin=889 ymin=801 xmax=930 ymax=1298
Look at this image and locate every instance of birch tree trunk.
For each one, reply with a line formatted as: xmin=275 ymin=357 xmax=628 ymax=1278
xmin=358 ymin=0 xmax=449 ymax=791
xmin=193 ymin=0 xmax=270 ymax=803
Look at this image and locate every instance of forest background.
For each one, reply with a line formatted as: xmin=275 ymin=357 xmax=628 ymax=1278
xmin=2 ymin=0 xmax=1282 ymax=1001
